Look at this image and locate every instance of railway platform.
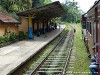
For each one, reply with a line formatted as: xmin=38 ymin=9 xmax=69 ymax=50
xmin=0 ymin=25 xmax=65 ymax=75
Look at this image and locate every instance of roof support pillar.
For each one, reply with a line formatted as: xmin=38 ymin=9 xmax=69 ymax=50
xmin=46 ymin=19 xmax=49 ymax=32
xmin=42 ymin=20 xmax=45 ymax=34
xmin=28 ymin=16 xmax=34 ymax=39
xmin=36 ymin=19 xmax=40 ymax=36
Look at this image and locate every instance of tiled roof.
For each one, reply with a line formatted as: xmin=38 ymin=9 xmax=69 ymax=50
xmin=0 ymin=11 xmax=20 ymax=24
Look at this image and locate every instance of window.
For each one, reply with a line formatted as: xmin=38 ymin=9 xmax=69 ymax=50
xmin=86 ymin=22 xmax=89 ymax=31
xmin=89 ymin=22 xmax=92 ymax=34
xmin=86 ymin=22 xmax=92 ymax=35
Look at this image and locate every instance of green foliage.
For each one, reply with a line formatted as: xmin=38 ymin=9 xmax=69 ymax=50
xmin=32 ymin=0 xmax=51 ymax=7
xmin=0 ymin=36 xmax=5 ymax=44
xmin=9 ymin=32 xmax=18 ymax=41
xmin=32 ymin=0 xmax=44 ymax=7
xmin=18 ymin=31 xmax=25 ymax=40
xmin=24 ymin=32 xmax=29 ymax=39
xmin=0 ymin=32 xmax=18 ymax=45
xmin=61 ymin=1 xmax=83 ymax=23
xmin=0 ymin=0 xmax=51 ymax=13
xmin=44 ymin=0 xmax=51 ymax=4
xmin=0 ymin=31 xmax=29 ymax=47
xmin=0 ymin=0 xmax=31 ymax=12
xmin=3 ymin=35 xmax=9 ymax=42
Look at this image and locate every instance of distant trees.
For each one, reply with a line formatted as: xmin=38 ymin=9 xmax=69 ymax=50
xmin=61 ymin=0 xmax=83 ymax=23
xmin=0 ymin=0 xmax=51 ymax=13
xmin=0 ymin=0 xmax=82 ymax=23
xmin=44 ymin=0 xmax=51 ymax=4
xmin=0 ymin=0 xmax=14 ymax=12
xmin=32 ymin=0 xmax=51 ymax=7
xmin=0 ymin=0 xmax=51 ymax=20
xmin=0 ymin=0 xmax=30 ymax=12
xmin=32 ymin=0 xmax=44 ymax=7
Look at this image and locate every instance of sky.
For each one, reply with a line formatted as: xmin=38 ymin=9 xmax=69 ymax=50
xmin=51 ymin=0 xmax=96 ymax=12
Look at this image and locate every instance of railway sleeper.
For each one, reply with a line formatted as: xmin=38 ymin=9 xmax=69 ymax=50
xmin=39 ymin=68 xmax=63 ymax=70
xmin=44 ymin=61 xmax=65 ymax=64
xmin=41 ymin=70 xmax=62 ymax=71
xmin=42 ymin=62 xmax=65 ymax=66
xmin=49 ymin=54 xmax=67 ymax=56
xmin=37 ymin=71 xmax=62 ymax=74
xmin=48 ymin=56 xmax=67 ymax=58
xmin=46 ymin=59 xmax=66 ymax=62
xmin=44 ymin=61 xmax=65 ymax=63
xmin=47 ymin=57 xmax=67 ymax=59
xmin=41 ymin=64 xmax=62 ymax=67
xmin=46 ymin=60 xmax=66 ymax=62
xmin=41 ymin=65 xmax=61 ymax=68
xmin=38 ymin=69 xmax=63 ymax=71
xmin=36 ymin=61 xmax=65 ymax=64
xmin=48 ymin=58 xmax=66 ymax=60
xmin=52 ymin=52 xmax=68 ymax=54
xmin=52 ymin=51 xmax=67 ymax=53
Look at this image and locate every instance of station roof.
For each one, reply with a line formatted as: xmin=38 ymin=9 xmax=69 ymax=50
xmin=0 ymin=11 xmax=20 ymax=24
xmin=17 ymin=1 xmax=66 ymax=19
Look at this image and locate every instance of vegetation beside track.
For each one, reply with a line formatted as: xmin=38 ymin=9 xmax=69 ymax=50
xmin=70 ymin=23 xmax=91 ymax=75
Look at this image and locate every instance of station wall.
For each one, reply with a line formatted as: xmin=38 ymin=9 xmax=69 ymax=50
xmin=0 ymin=24 xmax=18 ymax=36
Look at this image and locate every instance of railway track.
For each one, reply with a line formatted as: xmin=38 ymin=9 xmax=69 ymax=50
xmin=24 ymin=29 xmax=74 ymax=75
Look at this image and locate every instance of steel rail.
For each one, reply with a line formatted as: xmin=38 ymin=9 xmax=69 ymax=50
xmin=29 ymin=30 xmax=69 ymax=75
xmin=62 ymin=30 xmax=74 ymax=75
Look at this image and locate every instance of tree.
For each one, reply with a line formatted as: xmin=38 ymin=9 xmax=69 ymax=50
xmin=0 ymin=0 xmax=14 ymax=12
xmin=61 ymin=0 xmax=82 ymax=23
xmin=44 ymin=0 xmax=51 ymax=4
xmin=32 ymin=0 xmax=44 ymax=8
xmin=32 ymin=0 xmax=51 ymax=8
xmin=0 ymin=0 xmax=51 ymax=13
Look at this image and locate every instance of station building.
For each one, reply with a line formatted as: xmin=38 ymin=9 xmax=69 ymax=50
xmin=18 ymin=1 xmax=65 ymax=39
xmin=0 ymin=11 xmax=20 ymax=36
xmin=0 ymin=1 xmax=65 ymax=38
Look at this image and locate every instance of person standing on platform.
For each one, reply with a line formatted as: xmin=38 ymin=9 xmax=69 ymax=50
xmin=59 ymin=24 xmax=61 ymax=31
xmin=73 ymin=26 xmax=76 ymax=33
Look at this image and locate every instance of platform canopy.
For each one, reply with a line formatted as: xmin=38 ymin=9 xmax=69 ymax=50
xmin=17 ymin=1 xmax=66 ymax=19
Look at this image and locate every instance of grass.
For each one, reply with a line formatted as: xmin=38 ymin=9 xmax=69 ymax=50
xmin=69 ymin=23 xmax=91 ymax=75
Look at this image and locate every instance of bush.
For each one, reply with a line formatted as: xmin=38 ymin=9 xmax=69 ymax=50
xmin=9 ymin=32 xmax=18 ymax=41
xmin=24 ymin=32 xmax=29 ymax=39
xmin=0 ymin=35 xmax=10 ymax=44
xmin=18 ymin=31 xmax=25 ymax=40
xmin=0 ymin=31 xmax=28 ymax=47
xmin=3 ymin=35 xmax=9 ymax=42
xmin=0 ymin=36 xmax=4 ymax=44
xmin=0 ymin=32 xmax=18 ymax=45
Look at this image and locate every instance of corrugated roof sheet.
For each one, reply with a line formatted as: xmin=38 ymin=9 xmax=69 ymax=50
xmin=17 ymin=1 xmax=66 ymax=19
xmin=0 ymin=11 xmax=20 ymax=24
